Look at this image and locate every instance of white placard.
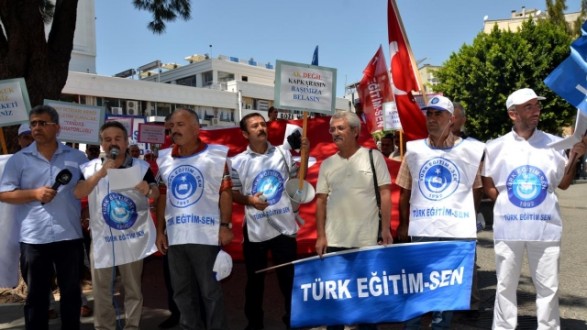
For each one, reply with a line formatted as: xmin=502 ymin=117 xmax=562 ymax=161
xmin=383 ymin=101 xmax=403 ymax=130
xmin=44 ymin=100 xmax=104 ymax=144
xmin=274 ymin=60 xmax=336 ymax=115
xmin=0 ymin=78 xmax=31 ymax=126
xmin=138 ymin=123 xmax=165 ymax=144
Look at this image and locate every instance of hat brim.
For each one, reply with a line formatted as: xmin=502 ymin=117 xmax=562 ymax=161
xmin=421 ymin=105 xmax=451 ymax=112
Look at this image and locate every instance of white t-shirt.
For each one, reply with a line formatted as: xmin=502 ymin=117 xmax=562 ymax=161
xmin=316 ymin=147 xmax=391 ymax=248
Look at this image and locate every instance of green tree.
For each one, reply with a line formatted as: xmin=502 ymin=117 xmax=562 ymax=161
xmin=435 ymin=20 xmax=573 ymax=141
xmin=0 ymin=0 xmax=190 ymax=152
xmin=546 ymin=0 xmax=569 ymax=33
xmin=0 ymin=0 xmax=191 ymax=299
xmin=573 ymin=0 xmax=587 ymax=36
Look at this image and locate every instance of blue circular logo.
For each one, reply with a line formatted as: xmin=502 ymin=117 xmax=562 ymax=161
xmin=506 ymin=165 xmax=548 ymax=208
xmin=101 ymin=192 xmax=138 ymax=230
xmin=251 ymin=169 xmax=285 ymax=205
xmin=418 ymin=158 xmax=460 ymax=201
xmin=168 ymin=165 xmax=204 ymax=208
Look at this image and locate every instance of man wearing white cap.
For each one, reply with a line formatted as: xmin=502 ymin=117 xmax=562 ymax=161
xmin=397 ymin=95 xmax=485 ymax=329
xmin=482 ymin=88 xmax=586 ymax=329
xmin=17 ymin=123 xmax=33 ymax=149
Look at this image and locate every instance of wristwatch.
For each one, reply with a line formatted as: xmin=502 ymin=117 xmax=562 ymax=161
xmin=220 ymin=222 xmax=232 ymax=229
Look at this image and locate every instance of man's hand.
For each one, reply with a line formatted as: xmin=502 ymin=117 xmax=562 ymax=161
xmin=315 ymin=236 xmax=327 ymax=257
xmin=36 ymin=186 xmax=57 ymax=204
xmin=156 ymin=231 xmax=168 ymax=255
xmin=135 ymin=180 xmax=150 ymax=196
xmin=250 ymin=192 xmax=269 ymax=211
xmin=219 ymin=227 xmax=234 ymax=246
xmin=379 ymin=229 xmax=393 ymax=245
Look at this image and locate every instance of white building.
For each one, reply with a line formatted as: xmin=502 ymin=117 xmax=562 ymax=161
xmin=61 ymin=0 xmax=351 ymax=127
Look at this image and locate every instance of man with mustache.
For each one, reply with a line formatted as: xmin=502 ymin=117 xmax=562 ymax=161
xmin=231 ymin=112 xmax=309 ymax=330
xmin=74 ymin=121 xmax=158 ymax=330
xmin=315 ymin=111 xmax=392 ymax=330
xmin=156 ymin=109 xmax=233 ymax=330
xmin=482 ymin=88 xmax=586 ymax=329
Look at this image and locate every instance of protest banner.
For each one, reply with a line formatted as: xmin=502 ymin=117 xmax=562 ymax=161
xmin=0 ymin=78 xmax=31 ymax=127
xmin=137 ymin=123 xmax=166 ymax=144
xmin=274 ymin=60 xmax=336 ymax=115
xmin=291 ymin=240 xmax=475 ymax=327
xmin=44 ymin=100 xmax=104 ymax=144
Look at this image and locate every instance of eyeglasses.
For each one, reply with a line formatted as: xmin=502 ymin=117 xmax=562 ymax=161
xmin=328 ymin=125 xmax=350 ymax=133
xmin=29 ymin=120 xmax=57 ymax=128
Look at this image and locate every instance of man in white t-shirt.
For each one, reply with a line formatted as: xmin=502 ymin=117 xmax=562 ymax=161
xmin=483 ymin=88 xmax=586 ymax=330
xmin=315 ymin=111 xmax=392 ymax=330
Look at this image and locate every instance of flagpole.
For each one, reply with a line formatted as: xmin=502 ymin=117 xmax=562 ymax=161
xmin=390 ymin=0 xmax=429 ymax=104
xmin=255 ymin=242 xmax=415 ymax=273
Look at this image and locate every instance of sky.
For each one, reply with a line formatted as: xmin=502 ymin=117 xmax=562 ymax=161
xmin=95 ymin=0 xmax=582 ymax=96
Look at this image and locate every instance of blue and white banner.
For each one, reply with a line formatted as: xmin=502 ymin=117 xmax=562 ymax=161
xmin=544 ymin=20 xmax=587 ymax=113
xmin=291 ymin=241 xmax=475 ymax=328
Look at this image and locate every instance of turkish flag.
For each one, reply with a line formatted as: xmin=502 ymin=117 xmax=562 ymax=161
xmin=388 ymin=0 xmax=427 ymax=141
xmin=199 ymin=117 xmax=399 ymax=259
xmin=358 ymin=46 xmax=394 ymax=134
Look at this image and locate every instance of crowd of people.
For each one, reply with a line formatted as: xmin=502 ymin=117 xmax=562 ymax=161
xmin=0 ymin=86 xmax=583 ymax=330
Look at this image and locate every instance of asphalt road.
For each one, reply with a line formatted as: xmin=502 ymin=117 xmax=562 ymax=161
xmin=1 ymin=182 xmax=587 ymax=329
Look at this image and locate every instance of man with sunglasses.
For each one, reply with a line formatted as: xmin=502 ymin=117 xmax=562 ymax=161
xmin=0 ymin=105 xmax=88 ymax=330
xmin=483 ymin=88 xmax=587 ymax=329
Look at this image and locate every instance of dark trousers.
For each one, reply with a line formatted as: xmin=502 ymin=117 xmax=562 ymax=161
xmin=243 ymin=225 xmax=297 ymax=328
xmin=168 ymin=244 xmax=227 ymax=330
xmin=20 ymin=239 xmax=83 ymax=330
xmin=162 ymin=253 xmax=181 ymax=317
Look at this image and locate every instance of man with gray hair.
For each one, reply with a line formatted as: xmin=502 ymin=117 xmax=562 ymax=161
xmin=315 ymin=111 xmax=392 ymax=330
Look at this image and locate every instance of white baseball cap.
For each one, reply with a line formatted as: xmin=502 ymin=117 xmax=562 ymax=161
xmin=213 ymin=250 xmax=233 ymax=281
xmin=506 ymin=88 xmax=545 ymax=110
xmin=18 ymin=123 xmax=31 ymax=136
xmin=421 ymin=95 xmax=454 ymax=114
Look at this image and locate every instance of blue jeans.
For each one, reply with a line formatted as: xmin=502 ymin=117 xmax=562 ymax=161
xmin=168 ymin=244 xmax=227 ymax=330
xmin=20 ymin=239 xmax=83 ymax=330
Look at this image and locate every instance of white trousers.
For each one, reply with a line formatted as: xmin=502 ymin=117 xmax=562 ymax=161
xmin=492 ymin=240 xmax=560 ymax=330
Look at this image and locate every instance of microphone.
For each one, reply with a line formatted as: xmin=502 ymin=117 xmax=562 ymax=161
xmin=42 ymin=169 xmax=73 ymax=205
xmin=109 ymin=147 xmax=120 ymax=160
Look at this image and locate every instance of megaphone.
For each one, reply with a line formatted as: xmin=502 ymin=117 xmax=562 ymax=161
xmin=285 ymin=178 xmax=315 ymax=204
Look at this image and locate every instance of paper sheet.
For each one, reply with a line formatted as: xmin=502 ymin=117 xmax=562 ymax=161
xmin=107 ymin=164 xmax=142 ymax=191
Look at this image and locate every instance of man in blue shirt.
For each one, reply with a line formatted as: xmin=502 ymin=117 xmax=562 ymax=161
xmin=0 ymin=105 xmax=88 ymax=330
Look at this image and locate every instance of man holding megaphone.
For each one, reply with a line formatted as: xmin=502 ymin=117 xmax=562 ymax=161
xmin=0 ymin=105 xmax=88 ymax=330
xmin=231 ymin=112 xmax=310 ymax=330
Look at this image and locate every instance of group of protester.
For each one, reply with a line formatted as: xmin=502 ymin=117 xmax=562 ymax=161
xmin=0 ymin=86 xmax=582 ymax=330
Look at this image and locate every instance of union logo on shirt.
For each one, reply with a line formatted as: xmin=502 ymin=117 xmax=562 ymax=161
xmin=168 ymin=165 xmax=204 ymax=208
xmin=101 ymin=192 xmax=138 ymax=230
xmin=251 ymin=169 xmax=285 ymax=205
xmin=506 ymin=165 xmax=548 ymax=208
xmin=418 ymin=158 xmax=460 ymax=201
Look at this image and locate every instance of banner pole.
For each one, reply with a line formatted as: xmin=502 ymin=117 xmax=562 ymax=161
xmin=297 ymin=111 xmax=309 ymax=190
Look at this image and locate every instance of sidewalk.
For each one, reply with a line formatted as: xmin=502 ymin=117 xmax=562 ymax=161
xmin=2 ymin=182 xmax=587 ymax=329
